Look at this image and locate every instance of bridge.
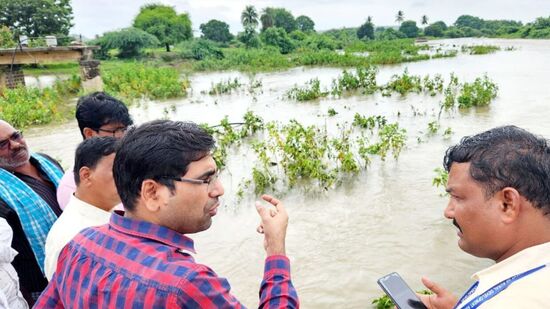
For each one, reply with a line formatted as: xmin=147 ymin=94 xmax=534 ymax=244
xmin=0 ymin=45 xmax=101 ymax=92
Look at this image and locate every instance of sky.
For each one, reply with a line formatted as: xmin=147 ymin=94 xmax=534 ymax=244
xmin=71 ymin=0 xmax=550 ymax=38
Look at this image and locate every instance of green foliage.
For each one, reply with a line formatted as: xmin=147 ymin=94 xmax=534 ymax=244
xmin=296 ymin=15 xmax=315 ymax=32
xmin=352 ymin=114 xmax=387 ymax=131
xmin=0 ymin=77 xmax=80 ymax=127
xmin=399 ymin=20 xmax=420 ymax=38
xmin=372 ymin=294 xmax=393 ymax=309
xmin=427 ymin=120 xmax=440 ymax=134
xmin=365 ymin=123 xmax=407 ymax=160
xmin=237 ymin=29 xmax=261 ymax=48
xmin=357 ymin=21 xmax=375 ymax=40
xmin=261 ymin=27 xmax=295 ymax=54
xmin=464 ymin=45 xmax=500 ymax=55
xmin=0 ymin=26 xmax=15 ymax=47
xmin=178 ymin=39 xmax=224 ymax=60
xmin=424 ymin=21 xmax=447 ymax=37
xmin=241 ymin=5 xmax=259 ymax=31
xmin=208 ymin=78 xmax=242 ymax=95
xmin=133 ymin=4 xmax=192 ymax=52
xmin=200 ymin=19 xmax=233 ymax=43
xmin=261 ymin=7 xmax=297 ymax=33
xmin=327 ymin=108 xmax=338 ymax=117
xmin=455 ymin=15 xmax=485 ymax=29
xmin=90 ymin=27 xmax=159 ymax=59
xmin=301 ymin=34 xmax=338 ymax=51
xmin=457 ymin=75 xmax=498 ymax=108
xmin=433 ymin=167 xmax=449 ymax=190
xmin=286 ymin=78 xmax=328 ymax=101
xmin=102 ymin=62 xmax=187 ymax=100
xmin=382 ymin=69 xmax=422 ymax=96
xmin=377 ymin=28 xmax=407 ymax=40
xmin=0 ymin=0 xmax=73 ymax=37
xmin=331 ymin=67 xmax=378 ymax=96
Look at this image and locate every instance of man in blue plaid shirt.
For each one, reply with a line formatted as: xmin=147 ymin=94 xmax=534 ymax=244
xmin=0 ymin=120 xmax=64 ymax=306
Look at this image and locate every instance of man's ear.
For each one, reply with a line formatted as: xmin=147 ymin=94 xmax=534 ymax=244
xmin=500 ymin=187 xmax=522 ymax=224
xmin=83 ymin=127 xmax=96 ymax=139
xmin=78 ymin=166 xmax=92 ymax=186
xmin=140 ymin=180 xmax=168 ymax=213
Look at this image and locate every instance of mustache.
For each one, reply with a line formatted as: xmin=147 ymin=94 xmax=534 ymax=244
xmin=453 ymin=219 xmax=462 ymax=232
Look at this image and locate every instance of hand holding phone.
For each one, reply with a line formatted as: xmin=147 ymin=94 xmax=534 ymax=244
xmin=377 ymin=272 xmax=427 ymax=309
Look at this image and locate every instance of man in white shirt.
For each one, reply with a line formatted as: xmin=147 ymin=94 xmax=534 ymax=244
xmin=419 ymin=126 xmax=550 ymax=309
xmin=0 ymin=218 xmax=28 ymax=309
xmin=45 ymin=137 xmax=120 ymax=280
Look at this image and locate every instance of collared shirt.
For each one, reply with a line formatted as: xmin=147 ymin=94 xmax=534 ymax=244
xmin=36 ymin=212 xmax=299 ymax=308
xmin=0 ymin=154 xmax=62 ymax=301
xmin=55 ymin=169 xmax=76 ymax=210
xmin=44 ymin=195 xmax=113 ymax=281
xmin=457 ymin=242 xmax=550 ymax=308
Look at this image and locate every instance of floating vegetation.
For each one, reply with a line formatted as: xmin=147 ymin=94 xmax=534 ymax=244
xmin=462 ymin=45 xmax=501 ymax=55
xmin=0 ymin=76 xmax=80 ymax=128
xmin=327 ymin=108 xmax=338 ymax=117
xmin=331 ymin=66 xmax=378 ymax=97
xmin=381 ymin=69 xmax=422 ymax=96
xmin=286 ymin=78 xmax=328 ymax=101
xmin=427 ymin=120 xmax=440 ymax=134
xmin=103 ymin=63 xmax=188 ymax=100
xmin=456 ymin=75 xmax=498 ymax=108
xmin=206 ymin=111 xmax=407 ymax=195
xmin=208 ymin=77 xmax=242 ymax=95
xmin=433 ymin=167 xmax=449 ymax=196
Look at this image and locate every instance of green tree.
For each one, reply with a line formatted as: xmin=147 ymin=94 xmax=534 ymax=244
xmin=357 ymin=20 xmax=374 ymax=40
xmin=133 ymin=4 xmax=192 ymax=52
xmin=260 ymin=7 xmax=296 ymax=33
xmin=399 ymin=20 xmax=419 ymax=38
xmin=424 ymin=21 xmax=447 ymax=37
xmin=0 ymin=26 xmax=15 ymax=47
xmin=238 ymin=29 xmax=261 ymax=48
xmin=241 ymin=5 xmax=259 ymax=31
xmin=395 ymin=10 xmax=405 ymax=25
xmin=454 ymin=15 xmax=484 ymax=29
xmin=260 ymin=27 xmax=294 ymax=54
xmin=260 ymin=8 xmax=275 ymax=31
xmin=0 ymin=0 xmax=73 ymax=38
xmin=200 ymin=19 xmax=233 ymax=43
xmin=90 ymin=27 xmax=159 ymax=59
xmin=296 ymin=15 xmax=315 ymax=32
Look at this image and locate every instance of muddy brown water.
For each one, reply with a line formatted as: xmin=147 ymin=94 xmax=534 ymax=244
xmin=25 ymin=38 xmax=550 ymax=308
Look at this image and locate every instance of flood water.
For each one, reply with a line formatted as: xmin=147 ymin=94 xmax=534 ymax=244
xmin=25 ymin=38 xmax=550 ymax=308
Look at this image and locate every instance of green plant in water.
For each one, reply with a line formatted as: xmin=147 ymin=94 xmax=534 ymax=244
xmin=463 ymin=45 xmax=500 ymax=55
xmin=103 ymin=62 xmax=187 ymax=100
xmin=331 ymin=66 xmax=378 ymax=97
xmin=427 ymin=120 xmax=440 ymax=134
xmin=208 ymin=77 xmax=242 ymax=95
xmin=352 ymin=113 xmax=387 ymax=131
xmin=381 ymin=69 xmax=422 ymax=96
xmin=327 ymin=108 xmax=338 ymax=117
xmin=286 ymin=78 xmax=328 ymax=101
xmin=433 ymin=167 xmax=449 ymax=195
xmin=457 ymin=75 xmax=498 ymax=108
xmin=366 ymin=123 xmax=407 ymax=160
xmin=422 ymin=74 xmax=444 ymax=96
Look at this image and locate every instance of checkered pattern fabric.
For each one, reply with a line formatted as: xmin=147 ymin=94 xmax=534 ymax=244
xmin=0 ymin=153 xmax=62 ymax=274
xmin=36 ymin=212 xmax=299 ymax=308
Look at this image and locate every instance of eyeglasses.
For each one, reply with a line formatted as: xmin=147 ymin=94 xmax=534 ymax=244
xmin=95 ymin=127 xmax=127 ymax=137
xmin=164 ymin=172 xmax=220 ymax=191
xmin=0 ymin=131 xmax=23 ymax=150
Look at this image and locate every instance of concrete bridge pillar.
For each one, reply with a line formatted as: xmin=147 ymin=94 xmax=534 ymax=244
xmin=79 ymin=60 xmax=103 ymax=93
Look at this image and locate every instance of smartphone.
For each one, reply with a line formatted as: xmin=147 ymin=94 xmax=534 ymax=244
xmin=377 ymin=272 xmax=427 ymax=309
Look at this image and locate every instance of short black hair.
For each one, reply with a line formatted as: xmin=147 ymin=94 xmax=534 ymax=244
xmin=113 ymin=120 xmax=215 ymax=212
xmin=75 ymin=92 xmax=133 ymax=139
xmin=73 ymin=137 xmax=118 ymax=185
xmin=444 ymin=125 xmax=550 ymax=215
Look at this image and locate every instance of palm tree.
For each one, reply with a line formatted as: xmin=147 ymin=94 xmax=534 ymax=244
xmin=421 ymin=15 xmax=429 ymax=26
xmin=395 ymin=10 xmax=404 ymax=25
xmin=241 ymin=5 xmax=259 ymax=30
xmin=367 ymin=16 xmax=373 ymax=23
xmin=260 ymin=8 xmax=274 ymax=31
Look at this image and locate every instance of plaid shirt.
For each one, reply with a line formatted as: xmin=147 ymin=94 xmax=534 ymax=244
xmin=35 ymin=212 xmax=299 ymax=308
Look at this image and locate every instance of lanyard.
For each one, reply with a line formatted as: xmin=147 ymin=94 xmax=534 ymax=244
xmin=454 ymin=264 xmax=546 ymax=309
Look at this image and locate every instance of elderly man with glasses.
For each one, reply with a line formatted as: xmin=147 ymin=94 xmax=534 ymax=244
xmin=0 ymin=120 xmax=64 ymax=306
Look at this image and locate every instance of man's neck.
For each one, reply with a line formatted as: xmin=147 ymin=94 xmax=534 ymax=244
xmin=12 ymin=160 xmax=41 ymax=180
xmin=74 ymin=191 xmax=115 ymax=212
xmin=495 ymin=215 xmax=550 ymax=263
